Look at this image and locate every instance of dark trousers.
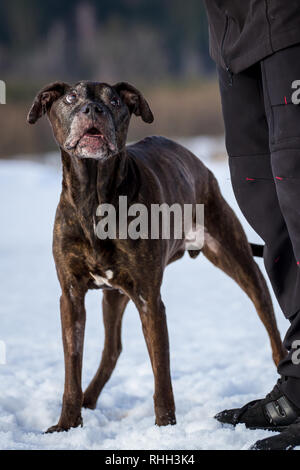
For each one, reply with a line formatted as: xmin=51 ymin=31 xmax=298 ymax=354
xmin=218 ymin=43 xmax=300 ymax=407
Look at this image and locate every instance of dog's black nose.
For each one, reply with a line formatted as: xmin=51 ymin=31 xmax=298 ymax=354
xmin=81 ymin=102 xmax=104 ymax=115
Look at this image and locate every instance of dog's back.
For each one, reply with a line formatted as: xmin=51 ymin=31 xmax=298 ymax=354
xmin=126 ymin=135 xmax=210 ymax=206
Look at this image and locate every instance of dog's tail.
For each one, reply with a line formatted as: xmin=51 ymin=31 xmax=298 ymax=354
xmin=250 ymin=243 xmax=264 ymax=258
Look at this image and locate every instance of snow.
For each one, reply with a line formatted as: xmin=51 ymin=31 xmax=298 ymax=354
xmin=0 ymin=137 xmax=294 ymax=450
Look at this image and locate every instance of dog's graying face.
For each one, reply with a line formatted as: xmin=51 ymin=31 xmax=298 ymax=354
xmin=27 ymin=81 xmax=154 ymax=160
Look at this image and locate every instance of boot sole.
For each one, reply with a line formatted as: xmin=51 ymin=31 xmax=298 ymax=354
xmin=247 ymin=424 xmax=288 ymax=433
xmin=218 ymin=421 xmax=289 ymax=433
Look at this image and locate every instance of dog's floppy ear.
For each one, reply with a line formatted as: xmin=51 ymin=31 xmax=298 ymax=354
xmin=27 ymin=81 xmax=69 ymax=124
xmin=114 ymin=82 xmax=154 ymax=123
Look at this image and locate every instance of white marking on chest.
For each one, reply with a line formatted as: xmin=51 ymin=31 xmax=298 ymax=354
xmin=185 ymin=225 xmax=205 ymax=251
xmin=105 ymin=270 xmax=114 ymax=280
xmin=139 ymin=295 xmax=148 ymax=313
xmin=90 ymin=271 xmax=113 ymax=287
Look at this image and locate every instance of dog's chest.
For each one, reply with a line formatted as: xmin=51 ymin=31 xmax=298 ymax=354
xmin=89 ymin=269 xmax=114 ymax=288
xmin=83 ymin=239 xmax=131 ymax=293
xmin=83 ymin=244 xmax=116 ymax=287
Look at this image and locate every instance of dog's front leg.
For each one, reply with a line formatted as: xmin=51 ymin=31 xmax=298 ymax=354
xmin=46 ymin=288 xmax=86 ymax=433
xmin=136 ymin=293 xmax=176 ymax=426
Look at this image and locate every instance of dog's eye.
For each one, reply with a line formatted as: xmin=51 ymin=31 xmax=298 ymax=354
xmin=66 ymin=93 xmax=77 ymax=104
xmin=110 ymin=98 xmax=121 ymax=108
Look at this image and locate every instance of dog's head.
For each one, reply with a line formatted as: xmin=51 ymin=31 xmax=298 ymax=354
xmin=27 ymin=81 xmax=154 ymax=160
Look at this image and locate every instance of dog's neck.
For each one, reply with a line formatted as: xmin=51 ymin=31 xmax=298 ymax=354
xmin=59 ymin=147 xmax=135 ymax=246
xmin=60 ymin=147 xmax=130 ymax=205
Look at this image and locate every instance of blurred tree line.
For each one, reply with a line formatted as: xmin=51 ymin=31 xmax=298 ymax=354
xmin=0 ymin=0 xmax=213 ymax=99
xmin=0 ymin=1 xmax=224 ymax=158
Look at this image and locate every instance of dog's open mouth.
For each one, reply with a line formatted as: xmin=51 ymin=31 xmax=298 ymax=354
xmin=66 ymin=123 xmax=117 ymax=156
xmin=77 ymin=126 xmax=109 ymax=151
xmin=81 ymin=127 xmax=106 ymax=142
xmin=78 ymin=126 xmax=117 ymax=154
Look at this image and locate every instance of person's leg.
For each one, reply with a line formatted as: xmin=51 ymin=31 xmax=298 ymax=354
xmin=261 ymin=43 xmax=300 ymax=406
xmin=218 ymin=63 xmax=299 ymax=320
xmin=216 ymin=61 xmax=300 ymax=433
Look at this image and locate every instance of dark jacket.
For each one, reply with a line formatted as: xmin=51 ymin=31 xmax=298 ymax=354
xmin=204 ymin=0 xmax=300 ymax=74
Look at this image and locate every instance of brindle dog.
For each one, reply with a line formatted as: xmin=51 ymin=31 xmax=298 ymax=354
xmin=27 ymin=81 xmax=286 ymax=433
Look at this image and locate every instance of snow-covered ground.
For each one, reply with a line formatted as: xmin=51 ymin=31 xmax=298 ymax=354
xmin=0 ymin=137 xmax=293 ymax=450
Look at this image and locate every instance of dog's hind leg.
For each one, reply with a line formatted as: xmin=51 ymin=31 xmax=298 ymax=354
xmin=201 ymin=172 xmax=286 ymax=366
xmin=82 ymin=290 xmax=129 ymax=410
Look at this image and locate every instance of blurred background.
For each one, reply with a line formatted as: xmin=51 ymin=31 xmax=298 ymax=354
xmin=0 ymin=0 xmax=225 ymax=159
xmin=1 ymin=2 xmax=288 ymax=450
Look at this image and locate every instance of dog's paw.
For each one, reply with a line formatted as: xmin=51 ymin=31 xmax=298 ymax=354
xmin=45 ymin=416 xmax=83 ymax=434
xmin=155 ymin=411 xmax=176 ymax=426
xmin=45 ymin=424 xmax=69 ymax=434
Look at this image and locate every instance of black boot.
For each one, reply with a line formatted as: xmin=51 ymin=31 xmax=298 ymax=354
xmin=250 ymin=419 xmax=300 ymax=450
xmin=215 ymin=379 xmax=300 ymax=432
